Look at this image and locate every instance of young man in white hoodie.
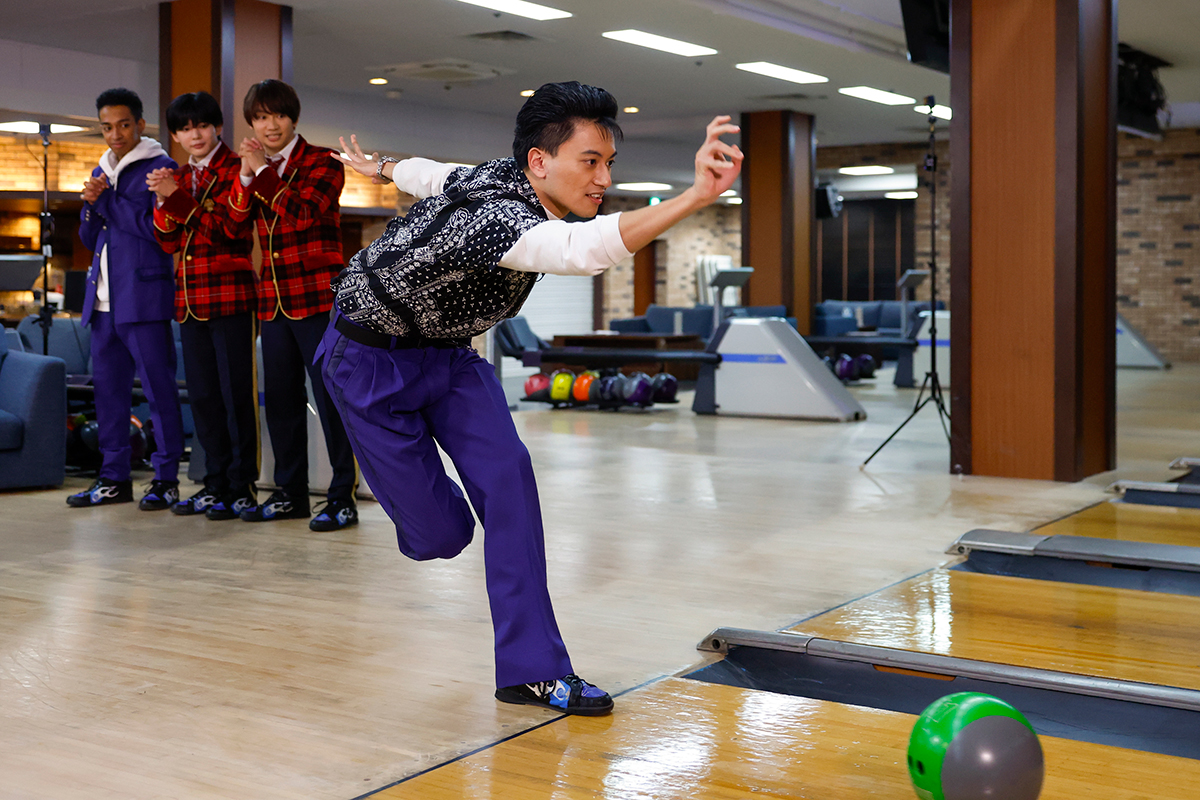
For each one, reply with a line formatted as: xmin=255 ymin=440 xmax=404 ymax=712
xmin=70 ymin=88 xmax=185 ymax=510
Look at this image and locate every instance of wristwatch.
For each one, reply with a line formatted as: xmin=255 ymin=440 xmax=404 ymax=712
xmin=375 ymin=155 xmax=399 ymax=180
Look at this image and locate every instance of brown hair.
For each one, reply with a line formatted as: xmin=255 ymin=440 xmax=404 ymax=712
xmin=243 ymin=79 xmax=300 ymax=125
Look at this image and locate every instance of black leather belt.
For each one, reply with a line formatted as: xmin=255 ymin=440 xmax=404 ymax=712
xmin=334 ymin=315 xmax=470 ymax=350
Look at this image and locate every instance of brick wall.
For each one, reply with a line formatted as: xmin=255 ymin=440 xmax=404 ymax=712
xmin=1116 ymin=129 xmax=1200 ymax=362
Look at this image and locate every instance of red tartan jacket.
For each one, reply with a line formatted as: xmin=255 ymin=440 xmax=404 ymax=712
xmin=227 ymin=135 xmax=345 ymax=321
xmin=154 ymin=141 xmax=257 ymax=322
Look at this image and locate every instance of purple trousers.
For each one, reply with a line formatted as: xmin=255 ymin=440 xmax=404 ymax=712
xmin=319 ymin=320 xmax=573 ymax=688
xmin=90 ymin=312 xmax=183 ymax=482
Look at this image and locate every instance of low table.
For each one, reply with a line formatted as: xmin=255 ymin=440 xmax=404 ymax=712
xmin=544 ymin=333 xmax=706 ymax=380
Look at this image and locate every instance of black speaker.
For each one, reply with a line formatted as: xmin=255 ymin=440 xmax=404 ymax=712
xmin=815 ymin=184 xmax=842 ymax=219
xmin=64 ymin=270 xmax=86 ymax=313
xmin=900 ymin=0 xmax=950 ymax=74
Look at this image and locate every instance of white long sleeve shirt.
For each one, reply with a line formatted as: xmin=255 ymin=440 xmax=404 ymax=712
xmin=392 ymin=157 xmax=631 ymax=276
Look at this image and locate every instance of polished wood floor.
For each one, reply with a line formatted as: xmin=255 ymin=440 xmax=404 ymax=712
xmin=1 ymin=365 xmax=1198 ymax=798
xmin=1035 ymin=499 xmax=1200 ymax=546
xmin=790 ymin=569 xmax=1200 ymax=688
xmin=373 ymin=678 xmax=1200 ymax=800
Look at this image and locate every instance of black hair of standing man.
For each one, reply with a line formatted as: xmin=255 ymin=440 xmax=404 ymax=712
xmin=96 ymin=87 xmax=144 ymax=121
xmin=165 ymin=91 xmax=224 ymax=134
xmin=511 ymin=81 xmax=623 ymax=169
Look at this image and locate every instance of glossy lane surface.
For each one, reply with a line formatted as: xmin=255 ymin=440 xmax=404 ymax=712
xmin=791 ymin=570 xmax=1200 ymax=689
xmin=373 ymin=678 xmax=1200 ymax=799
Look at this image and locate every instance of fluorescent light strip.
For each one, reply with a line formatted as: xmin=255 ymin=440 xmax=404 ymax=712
xmin=838 ymin=86 xmax=915 ymax=106
xmin=735 ymin=61 xmax=827 ymax=85
xmin=726 ymin=197 xmax=743 ymax=205
xmin=0 ymin=121 xmax=86 ymax=134
xmin=720 ymin=190 xmax=738 ymax=197
xmin=915 ymin=104 xmax=953 ymax=120
xmin=616 ymin=182 xmax=672 ymax=191
xmin=885 ymin=191 xmax=919 ymax=200
xmin=454 ymin=0 xmax=571 ymax=21
xmin=602 ymin=30 xmax=717 ymax=58
xmin=838 ymin=166 xmax=894 ymax=176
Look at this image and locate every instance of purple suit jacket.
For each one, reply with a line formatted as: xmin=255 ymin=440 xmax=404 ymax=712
xmin=78 ymin=152 xmax=178 ymax=326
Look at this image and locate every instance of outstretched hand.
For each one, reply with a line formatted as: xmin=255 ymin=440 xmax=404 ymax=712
xmin=691 ymin=116 xmax=743 ymax=203
xmin=332 ymin=135 xmax=387 ymax=184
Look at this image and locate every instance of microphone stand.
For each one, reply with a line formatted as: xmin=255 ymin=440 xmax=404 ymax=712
xmin=36 ymin=123 xmax=55 ymax=356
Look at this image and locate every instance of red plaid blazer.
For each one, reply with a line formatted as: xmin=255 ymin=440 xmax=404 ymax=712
xmin=154 ymin=141 xmax=257 ymax=322
xmin=227 ymin=135 xmax=344 ymax=321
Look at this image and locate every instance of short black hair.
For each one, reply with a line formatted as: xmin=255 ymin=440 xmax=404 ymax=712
xmin=165 ymin=91 xmax=224 ymax=133
xmin=243 ymin=79 xmax=300 ymax=125
xmin=96 ymin=88 xmax=143 ymax=121
xmin=512 ymin=81 xmax=622 ymax=169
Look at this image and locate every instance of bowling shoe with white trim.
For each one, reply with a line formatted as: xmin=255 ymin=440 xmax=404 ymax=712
xmin=495 ymin=674 xmax=614 ymax=716
xmin=66 ymin=477 xmax=134 ymax=508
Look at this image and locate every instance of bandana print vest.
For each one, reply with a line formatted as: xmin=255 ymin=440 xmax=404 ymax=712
xmin=332 ymin=158 xmax=545 ymax=339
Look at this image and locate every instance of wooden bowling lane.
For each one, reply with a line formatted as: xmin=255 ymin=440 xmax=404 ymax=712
xmin=788 ymin=570 xmax=1200 ymax=692
xmin=367 ymin=678 xmax=1200 ymax=799
xmin=1032 ymin=500 xmax=1200 ymax=547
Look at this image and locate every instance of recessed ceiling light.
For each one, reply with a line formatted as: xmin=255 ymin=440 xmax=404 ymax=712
xmin=520 ymin=89 xmax=535 ymax=97
xmin=454 ymin=0 xmax=571 ymax=21
xmin=369 ymin=77 xmax=388 ymax=85
xmin=0 ymin=121 xmax=86 ymax=134
xmin=735 ymin=62 xmax=827 ymax=85
xmin=602 ymin=30 xmax=717 ymax=58
xmin=885 ymin=191 xmax=919 ymax=200
xmin=838 ymin=86 xmax=915 ymax=106
xmin=839 ymin=166 xmax=894 ymax=176
xmin=616 ymin=182 xmax=673 ymax=191
xmin=623 ymin=106 xmax=639 ymax=114
xmin=914 ymin=104 xmax=953 ymax=120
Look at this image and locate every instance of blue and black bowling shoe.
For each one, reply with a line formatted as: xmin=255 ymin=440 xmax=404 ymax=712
xmin=309 ymin=498 xmax=358 ymax=532
xmin=172 ymin=484 xmax=222 ymax=516
xmin=139 ymin=479 xmax=180 ymax=511
xmin=239 ymin=489 xmax=310 ymax=522
xmin=66 ymin=477 xmax=134 ymax=508
xmin=495 ymin=674 xmax=613 ymax=716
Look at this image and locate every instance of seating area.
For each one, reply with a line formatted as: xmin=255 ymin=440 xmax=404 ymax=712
xmin=0 ymin=327 xmax=66 ymax=490
xmin=812 ymin=299 xmax=943 ymax=338
xmin=609 ymin=304 xmax=795 ymax=342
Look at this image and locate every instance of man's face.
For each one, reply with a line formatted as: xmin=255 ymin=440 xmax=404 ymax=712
xmin=99 ymin=105 xmax=144 ymax=160
xmin=251 ymin=110 xmax=296 ymax=155
xmin=171 ymin=121 xmax=222 ymax=161
xmin=527 ymin=121 xmax=615 ymax=220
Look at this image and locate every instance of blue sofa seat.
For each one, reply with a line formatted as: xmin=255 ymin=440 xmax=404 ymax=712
xmin=0 ymin=331 xmax=67 ymax=489
xmin=610 ymin=304 xmax=797 ymax=341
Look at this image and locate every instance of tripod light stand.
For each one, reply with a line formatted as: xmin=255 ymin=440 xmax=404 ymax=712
xmin=862 ymin=95 xmax=951 ymax=467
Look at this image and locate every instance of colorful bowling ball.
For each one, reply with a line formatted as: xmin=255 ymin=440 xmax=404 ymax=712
xmin=651 ymin=372 xmax=678 ymax=402
xmin=855 ymin=353 xmax=878 ymax=379
xmin=822 ymin=355 xmax=836 ymax=373
xmin=623 ymin=372 xmax=654 ymax=406
xmin=908 ymin=692 xmax=1043 ymax=800
xmin=599 ymin=375 xmax=623 ymax=402
xmin=835 ymin=353 xmax=857 ymax=381
xmin=524 ymin=373 xmax=551 ymax=400
xmin=549 ymin=370 xmax=575 ymax=402
xmin=573 ymin=371 xmax=598 ymax=403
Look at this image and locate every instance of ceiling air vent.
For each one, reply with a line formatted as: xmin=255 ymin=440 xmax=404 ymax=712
xmin=373 ymin=59 xmax=515 ymax=83
xmin=465 ymin=30 xmax=538 ymax=42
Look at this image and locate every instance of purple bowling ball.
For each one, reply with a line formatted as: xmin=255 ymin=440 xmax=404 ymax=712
xmin=651 ymin=372 xmax=678 ymax=402
xmin=835 ymin=353 xmax=856 ymax=381
xmin=599 ymin=375 xmax=623 ymax=402
xmin=624 ymin=372 xmax=654 ymax=406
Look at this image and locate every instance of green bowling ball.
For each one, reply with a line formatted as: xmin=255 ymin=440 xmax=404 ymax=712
xmin=907 ymin=692 xmax=1044 ymax=800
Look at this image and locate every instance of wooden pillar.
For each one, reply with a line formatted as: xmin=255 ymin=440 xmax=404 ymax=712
xmin=159 ymin=0 xmax=292 ymax=163
xmin=949 ymin=0 xmax=1116 ymax=480
xmin=740 ymin=110 xmax=815 ymax=334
